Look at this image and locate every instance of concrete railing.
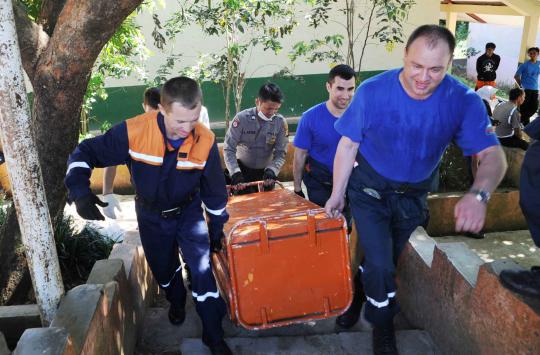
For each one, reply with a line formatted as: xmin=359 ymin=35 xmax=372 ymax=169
xmin=1 ymin=231 xmax=156 ymax=354
xmin=426 ymin=189 xmax=527 ymax=236
xmin=397 ymin=227 xmax=540 ymax=355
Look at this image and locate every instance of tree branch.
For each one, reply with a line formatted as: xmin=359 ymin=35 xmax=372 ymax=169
xmin=13 ymin=0 xmax=49 ymax=80
xmin=38 ymin=0 xmax=68 ymax=35
xmin=36 ymin=0 xmax=143 ymax=83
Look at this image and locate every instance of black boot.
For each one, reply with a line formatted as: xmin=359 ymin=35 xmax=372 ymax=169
xmin=202 ymin=335 xmax=233 ymax=355
xmin=167 ymin=304 xmax=186 ymax=326
xmin=500 ymin=266 xmax=540 ymax=298
xmin=336 ymin=272 xmax=365 ymax=329
xmin=372 ymin=322 xmax=398 ymax=355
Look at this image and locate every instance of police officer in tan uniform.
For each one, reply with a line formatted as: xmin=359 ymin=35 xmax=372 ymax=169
xmin=223 ymin=83 xmax=288 ymax=193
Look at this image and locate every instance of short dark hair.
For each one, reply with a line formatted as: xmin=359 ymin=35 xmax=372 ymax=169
xmin=509 ymin=88 xmax=524 ymax=101
xmin=528 ymin=47 xmax=540 ymax=54
xmin=485 ymin=42 xmax=496 ymax=50
xmin=258 ymin=83 xmax=283 ymax=103
xmin=143 ymin=87 xmax=161 ymax=110
xmin=161 ymin=76 xmax=202 ymax=110
xmin=405 ymin=25 xmax=456 ymax=54
xmin=328 ymin=64 xmax=356 ymax=83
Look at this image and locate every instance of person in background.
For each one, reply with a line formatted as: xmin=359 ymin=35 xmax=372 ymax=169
xmin=223 ymin=83 xmax=288 ymax=194
xmin=499 ymin=117 xmax=540 ymax=298
xmin=475 ymin=42 xmax=500 ymax=91
xmin=493 ymin=88 xmax=528 ymax=151
xmin=514 ymin=47 xmax=540 ymax=126
xmin=101 ymin=87 xmax=161 ymax=218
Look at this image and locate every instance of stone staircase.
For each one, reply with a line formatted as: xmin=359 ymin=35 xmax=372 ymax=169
xmin=135 ymin=286 xmax=440 ymax=355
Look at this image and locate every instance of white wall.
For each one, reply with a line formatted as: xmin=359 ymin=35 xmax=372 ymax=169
xmin=106 ymin=0 xmax=439 ymax=87
xmin=467 ymin=22 xmax=540 ymax=88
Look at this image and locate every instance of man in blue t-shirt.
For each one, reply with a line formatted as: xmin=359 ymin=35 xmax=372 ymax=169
xmin=325 ymin=25 xmax=507 ymax=355
xmin=293 ymin=64 xmax=355 ymax=205
xmin=293 ymin=65 xmax=362 ymax=327
xmin=514 ymin=47 xmax=540 ymax=126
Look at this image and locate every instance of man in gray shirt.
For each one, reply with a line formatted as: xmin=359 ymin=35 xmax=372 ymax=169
xmin=224 ymin=83 xmax=288 ymax=194
xmin=493 ymin=88 xmax=529 ymax=150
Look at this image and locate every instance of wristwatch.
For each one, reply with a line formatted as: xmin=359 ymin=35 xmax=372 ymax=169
xmin=469 ymin=189 xmax=491 ymax=204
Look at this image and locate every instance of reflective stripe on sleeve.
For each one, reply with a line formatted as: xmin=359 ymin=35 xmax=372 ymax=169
xmin=66 ymin=162 xmax=91 ymax=175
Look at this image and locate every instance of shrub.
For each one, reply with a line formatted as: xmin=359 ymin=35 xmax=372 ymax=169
xmin=437 ymin=144 xmax=473 ymax=192
xmin=54 ymin=214 xmax=115 ymax=290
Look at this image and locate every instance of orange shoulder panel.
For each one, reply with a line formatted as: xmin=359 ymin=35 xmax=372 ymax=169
xmin=176 ymin=123 xmax=215 ymax=170
xmin=125 ymin=112 xmax=165 ymax=166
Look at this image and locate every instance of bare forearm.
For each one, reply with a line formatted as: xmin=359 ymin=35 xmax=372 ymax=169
xmin=293 ymin=148 xmax=308 ymax=191
xmin=514 ymin=75 xmax=522 ymax=87
xmin=103 ymin=166 xmax=117 ymax=195
xmin=331 ymin=137 xmax=359 ymax=198
xmin=471 ymin=146 xmax=507 ymax=193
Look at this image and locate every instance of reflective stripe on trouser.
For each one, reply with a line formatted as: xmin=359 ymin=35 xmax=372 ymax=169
xmin=136 ymin=200 xmax=226 ymax=344
xmin=347 ymin=156 xmax=430 ymax=326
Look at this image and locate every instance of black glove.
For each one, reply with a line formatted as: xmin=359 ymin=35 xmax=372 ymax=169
xmin=210 ymin=231 xmax=225 ymax=252
xmin=74 ymin=193 xmax=108 ymax=221
xmin=262 ymin=169 xmax=276 ymax=190
xmin=263 ymin=168 xmax=277 ymax=181
xmin=231 ymin=172 xmax=244 ymax=185
xmin=294 ymin=190 xmax=306 ymax=198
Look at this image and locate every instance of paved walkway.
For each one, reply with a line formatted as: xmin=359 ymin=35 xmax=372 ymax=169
xmin=436 ymin=230 xmax=539 ymax=269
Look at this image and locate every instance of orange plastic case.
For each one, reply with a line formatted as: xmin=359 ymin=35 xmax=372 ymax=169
xmin=212 ymin=188 xmax=353 ymax=330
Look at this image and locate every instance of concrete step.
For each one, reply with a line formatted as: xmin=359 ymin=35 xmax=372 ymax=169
xmin=136 ymin=330 xmax=439 ymax=355
xmin=138 ymin=297 xmax=417 ymax=354
xmin=139 ymin=291 xmax=414 ymax=351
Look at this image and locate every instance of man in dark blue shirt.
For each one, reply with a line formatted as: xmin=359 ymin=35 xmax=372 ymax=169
xmin=65 ymin=77 xmax=232 ymax=355
xmin=293 ymin=64 xmax=362 ymax=327
xmin=325 ymin=25 xmax=507 ymax=355
xmin=293 ymin=64 xmax=355 ymax=207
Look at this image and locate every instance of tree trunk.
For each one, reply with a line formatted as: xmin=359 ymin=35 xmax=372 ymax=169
xmin=0 ymin=0 xmax=143 ymax=305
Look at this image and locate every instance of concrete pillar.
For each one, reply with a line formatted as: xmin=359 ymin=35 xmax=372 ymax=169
xmin=0 ymin=0 xmax=64 ymax=325
xmin=445 ymin=12 xmax=458 ymax=36
xmin=519 ymin=15 xmax=539 ymax=62
xmin=445 ymin=12 xmax=458 ymax=71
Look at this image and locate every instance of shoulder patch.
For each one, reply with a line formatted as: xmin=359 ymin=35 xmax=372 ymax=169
xmin=232 ymin=118 xmax=240 ymax=128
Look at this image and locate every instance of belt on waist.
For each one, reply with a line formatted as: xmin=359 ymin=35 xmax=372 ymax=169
xmin=305 ymin=156 xmax=332 ymax=187
xmin=135 ymin=193 xmax=196 ymax=218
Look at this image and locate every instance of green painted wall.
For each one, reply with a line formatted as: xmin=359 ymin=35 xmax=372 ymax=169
xmin=89 ymin=70 xmax=383 ymax=133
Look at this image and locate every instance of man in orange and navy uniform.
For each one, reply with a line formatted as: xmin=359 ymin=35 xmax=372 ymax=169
xmin=65 ymin=77 xmax=232 ymax=355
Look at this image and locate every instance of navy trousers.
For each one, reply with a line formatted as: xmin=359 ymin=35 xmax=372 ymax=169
xmin=520 ymin=143 xmax=540 ymax=247
xmin=136 ymin=198 xmax=226 ymax=344
xmin=347 ymin=154 xmax=431 ymax=326
xmin=303 ymin=156 xmax=352 ymax=232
